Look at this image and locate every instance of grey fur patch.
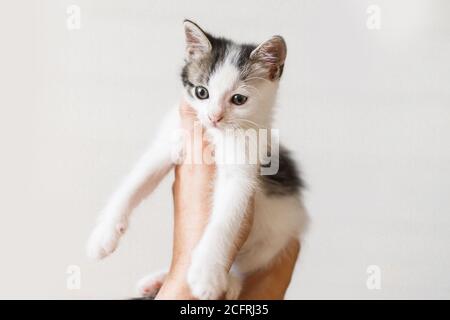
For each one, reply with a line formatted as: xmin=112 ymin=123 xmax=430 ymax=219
xmin=181 ymin=31 xmax=271 ymax=89
xmin=206 ymin=36 xmax=232 ymax=82
xmin=181 ymin=33 xmax=234 ymax=89
xmin=181 ymin=24 xmax=286 ymax=89
xmin=236 ymin=44 xmax=257 ymax=69
xmin=259 ymin=146 xmax=304 ymax=196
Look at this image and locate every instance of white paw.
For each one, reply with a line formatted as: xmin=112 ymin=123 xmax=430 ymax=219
xmin=136 ymin=271 xmax=167 ymax=297
xmin=86 ymin=215 xmax=128 ymax=260
xmin=187 ymin=260 xmax=228 ymax=300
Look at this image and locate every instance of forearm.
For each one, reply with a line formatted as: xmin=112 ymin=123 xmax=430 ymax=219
xmin=156 ymin=168 xmax=254 ymax=300
xmin=156 ymin=166 xmax=212 ymax=300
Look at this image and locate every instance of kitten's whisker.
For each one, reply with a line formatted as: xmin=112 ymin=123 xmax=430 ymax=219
xmin=243 ymin=76 xmax=271 ymax=84
xmin=217 ymin=118 xmax=274 ymax=156
xmin=234 ymin=118 xmax=265 ymax=129
xmin=240 ymin=85 xmax=262 ymax=98
xmin=233 ymin=119 xmax=274 ymax=150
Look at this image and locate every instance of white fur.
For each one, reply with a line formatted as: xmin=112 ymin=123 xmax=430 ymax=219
xmin=87 ymin=56 xmax=306 ymax=300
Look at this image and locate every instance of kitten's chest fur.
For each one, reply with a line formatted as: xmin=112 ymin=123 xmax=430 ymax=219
xmin=198 ymin=129 xmax=306 ymax=274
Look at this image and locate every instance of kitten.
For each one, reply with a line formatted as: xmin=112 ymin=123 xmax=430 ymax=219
xmin=87 ymin=20 xmax=308 ymax=300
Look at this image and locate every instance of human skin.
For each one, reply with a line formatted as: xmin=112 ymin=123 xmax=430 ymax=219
xmin=155 ymin=101 xmax=300 ymax=300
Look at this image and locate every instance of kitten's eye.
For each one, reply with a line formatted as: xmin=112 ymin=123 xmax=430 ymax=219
xmin=195 ymin=86 xmax=209 ymax=100
xmin=231 ymin=94 xmax=248 ymax=105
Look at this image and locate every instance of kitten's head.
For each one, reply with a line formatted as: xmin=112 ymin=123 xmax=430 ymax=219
xmin=181 ymin=20 xmax=287 ymax=131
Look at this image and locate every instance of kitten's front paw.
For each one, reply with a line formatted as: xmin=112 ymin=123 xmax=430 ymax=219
xmin=187 ymin=260 xmax=228 ymax=300
xmin=86 ymin=216 xmax=128 ymax=260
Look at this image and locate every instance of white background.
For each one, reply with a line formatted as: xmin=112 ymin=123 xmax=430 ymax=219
xmin=0 ymin=0 xmax=449 ymax=299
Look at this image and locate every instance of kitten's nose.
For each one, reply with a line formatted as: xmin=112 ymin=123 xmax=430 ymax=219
xmin=208 ymin=114 xmax=224 ymax=125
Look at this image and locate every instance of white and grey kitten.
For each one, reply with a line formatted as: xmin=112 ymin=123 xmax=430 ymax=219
xmin=87 ymin=20 xmax=308 ymax=300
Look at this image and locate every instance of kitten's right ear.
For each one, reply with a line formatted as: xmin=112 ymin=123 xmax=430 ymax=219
xmin=250 ymin=36 xmax=287 ymax=80
xmin=183 ymin=20 xmax=212 ymax=60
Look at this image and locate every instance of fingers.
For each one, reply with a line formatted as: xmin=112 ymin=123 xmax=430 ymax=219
xmin=179 ymin=99 xmax=197 ymax=130
xmin=178 ymin=99 xmax=201 ymax=164
xmin=177 ymin=99 xmax=214 ymax=167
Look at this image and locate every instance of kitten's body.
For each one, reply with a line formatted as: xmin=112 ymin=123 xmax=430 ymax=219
xmin=87 ymin=21 xmax=308 ymax=300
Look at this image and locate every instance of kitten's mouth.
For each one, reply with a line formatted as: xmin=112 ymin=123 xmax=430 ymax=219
xmin=202 ymin=117 xmax=234 ymax=131
xmin=205 ymin=120 xmax=223 ymax=130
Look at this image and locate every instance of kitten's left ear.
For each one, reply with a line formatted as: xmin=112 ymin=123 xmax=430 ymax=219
xmin=183 ymin=20 xmax=212 ymax=60
xmin=250 ymin=36 xmax=287 ymax=80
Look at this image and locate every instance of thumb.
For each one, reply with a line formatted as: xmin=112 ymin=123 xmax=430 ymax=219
xmin=179 ymin=99 xmax=197 ymax=130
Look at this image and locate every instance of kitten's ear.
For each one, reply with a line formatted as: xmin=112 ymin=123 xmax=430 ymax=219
xmin=250 ymin=36 xmax=287 ymax=80
xmin=183 ymin=20 xmax=212 ymax=60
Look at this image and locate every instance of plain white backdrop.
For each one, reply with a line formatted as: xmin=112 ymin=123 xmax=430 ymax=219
xmin=0 ymin=0 xmax=449 ymax=299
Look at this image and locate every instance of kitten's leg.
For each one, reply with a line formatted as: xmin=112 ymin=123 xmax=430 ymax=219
xmin=187 ymin=165 xmax=256 ymax=300
xmin=136 ymin=270 xmax=167 ymax=297
xmin=87 ymin=109 xmax=181 ymax=259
